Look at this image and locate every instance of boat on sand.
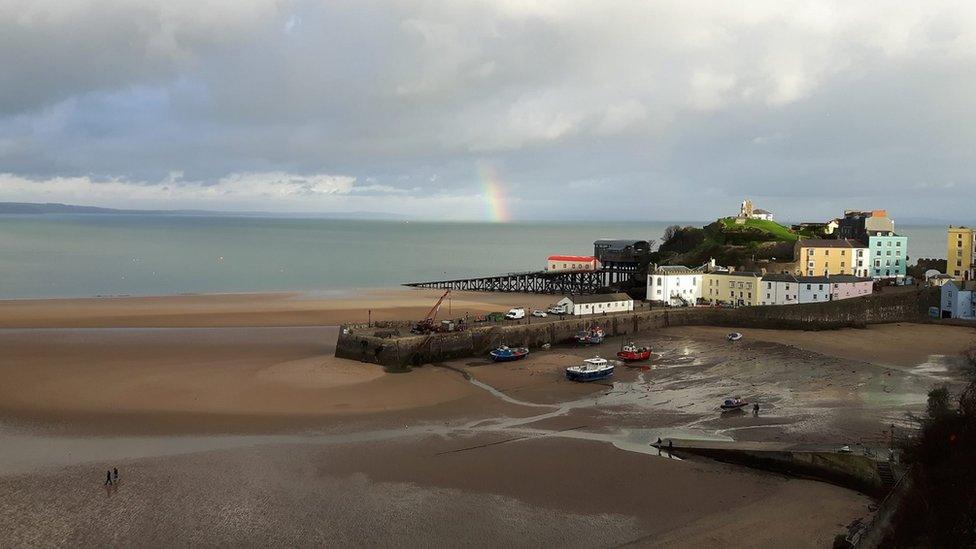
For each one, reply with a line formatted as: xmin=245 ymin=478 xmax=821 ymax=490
xmin=616 ymin=342 xmax=651 ymax=362
xmin=489 ymin=346 xmax=529 ymax=362
xmin=720 ymin=396 xmax=748 ymax=410
xmin=575 ymin=326 xmax=605 ymax=345
xmin=565 ymin=357 xmax=614 ymax=382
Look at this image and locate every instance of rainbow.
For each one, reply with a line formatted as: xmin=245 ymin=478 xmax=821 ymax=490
xmin=479 ymin=164 xmax=511 ymax=222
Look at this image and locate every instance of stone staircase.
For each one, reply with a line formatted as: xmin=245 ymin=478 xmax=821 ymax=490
xmin=876 ymin=460 xmax=897 ymax=488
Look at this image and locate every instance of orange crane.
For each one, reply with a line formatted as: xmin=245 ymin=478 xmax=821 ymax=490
xmin=411 ymin=289 xmax=451 ymax=334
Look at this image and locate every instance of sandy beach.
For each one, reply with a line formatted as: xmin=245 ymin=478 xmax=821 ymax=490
xmin=2 ymin=289 xmax=974 ymax=547
xmin=0 ymin=288 xmax=557 ymax=328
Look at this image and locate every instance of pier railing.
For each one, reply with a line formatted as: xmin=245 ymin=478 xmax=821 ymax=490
xmin=404 ymin=267 xmax=637 ymax=294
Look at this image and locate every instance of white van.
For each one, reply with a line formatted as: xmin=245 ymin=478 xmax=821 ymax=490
xmin=504 ymin=307 xmax=525 ymax=320
xmin=547 ymin=304 xmax=567 ymax=315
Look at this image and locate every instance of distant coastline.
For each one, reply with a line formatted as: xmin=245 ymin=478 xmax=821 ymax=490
xmin=0 ymin=201 xmax=405 ymax=220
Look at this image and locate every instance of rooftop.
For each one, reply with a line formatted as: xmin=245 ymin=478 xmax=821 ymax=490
xmin=762 ymin=273 xmax=798 ymax=282
xmin=654 ymin=265 xmax=702 ymax=274
xmin=566 ymin=292 xmax=633 ymax=304
xmin=548 ymin=255 xmax=596 ymax=262
xmin=798 ymin=238 xmax=864 ymax=248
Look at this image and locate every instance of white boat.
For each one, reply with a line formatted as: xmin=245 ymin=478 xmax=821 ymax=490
xmin=727 ymin=332 xmax=742 ymax=341
xmin=565 ymin=357 xmax=614 ymax=382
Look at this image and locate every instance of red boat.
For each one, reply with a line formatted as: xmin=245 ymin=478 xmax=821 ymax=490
xmin=616 ymin=342 xmax=652 ymax=362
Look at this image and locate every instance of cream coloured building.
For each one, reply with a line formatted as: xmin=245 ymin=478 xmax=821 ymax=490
xmin=702 ymin=271 xmax=762 ymax=307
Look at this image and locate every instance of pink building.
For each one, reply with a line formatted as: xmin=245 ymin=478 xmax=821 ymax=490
xmin=830 ymin=275 xmax=874 ymax=300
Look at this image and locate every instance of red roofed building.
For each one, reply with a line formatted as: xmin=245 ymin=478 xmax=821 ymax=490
xmin=547 ymin=255 xmax=600 ymax=272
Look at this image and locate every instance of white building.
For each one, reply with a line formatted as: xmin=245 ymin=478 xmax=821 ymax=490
xmin=759 ymin=274 xmax=798 ymax=306
xmin=547 ymin=255 xmax=600 ymax=273
xmin=940 ymin=280 xmax=976 ymax=319
xmin=739 ymin=199 xmax=774 ymax=221
xmin=796 ymin=276 xmax=832 ymax=304
xmin=646 ymin=266 xmax=703 ymax=306
xmin=556 ymin=293 xmax=634 ymax=316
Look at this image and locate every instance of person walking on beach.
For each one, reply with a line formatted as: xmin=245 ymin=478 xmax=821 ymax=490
xmin=753 ymin=402 xmax=760 ymax=416
xmin=104 ymin=470 xmax=112 ymax=486
xmin=113 ymin=468 xmax=119 ymax=484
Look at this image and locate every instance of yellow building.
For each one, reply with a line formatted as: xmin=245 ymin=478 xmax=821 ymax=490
xmin=947 ymin=226 xmax=975 ymax=281
xmin=794 ymin=239 xmax=869 ymax=277
xmin=702 ymin=271 xmax=762 ymax=306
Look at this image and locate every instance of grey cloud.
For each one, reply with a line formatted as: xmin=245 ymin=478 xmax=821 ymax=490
xmin=1 ymin=1 xmax=975 ymax=221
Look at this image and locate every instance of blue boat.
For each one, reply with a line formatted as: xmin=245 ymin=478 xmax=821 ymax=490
xmin=574 ymin=326 xmax=605 ymax=345
xmin=565 ymin=357 xmax=614 ymax=382
xmin=489 ymin=346 xmax=529 ymax=362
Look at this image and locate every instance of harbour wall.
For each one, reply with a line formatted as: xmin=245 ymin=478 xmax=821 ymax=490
xmin=335 ymin=288 xmax=938 ymax=368
xmin=666 ymin=443 xmax=891 ymax=498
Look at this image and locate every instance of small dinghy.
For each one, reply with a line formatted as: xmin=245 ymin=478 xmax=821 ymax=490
xmin=720 ymin=396 xmax=748 ymax=410
xmin=727 ymin=332 xmax=742 ymax=342
xmin=616 ymin=342 xmax=651 ymax=362
xmin=575 ymin=326 xmax=605 ymax=345
xmin=489 ymin=345 xmax=529 ymax=362
xmin=565 ymin=357 xmax=614 ymax=382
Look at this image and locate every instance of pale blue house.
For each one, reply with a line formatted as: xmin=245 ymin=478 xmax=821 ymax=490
xmin=868 ymin=232 xmax=908 ymax=280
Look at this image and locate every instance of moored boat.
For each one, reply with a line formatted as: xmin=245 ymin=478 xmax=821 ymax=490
xmin=575 ymin=326 xmax=605 ymax=345
xmin=616 ymin=342 xmax=651 ymax=362
xmin=727 ymin=332 xmax=742 ymax=341
xmin=565 ymin=357 xmax=614 ymax=382
xmin=489 ymin=345 xmax=529 ymax=362
xmin=720 ymin=396 xmax=748 ymax=410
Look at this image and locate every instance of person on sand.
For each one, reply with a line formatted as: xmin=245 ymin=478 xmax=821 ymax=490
xmin=113 ymin=468 xmax=119 ymax=484
xmin=104 ymin=470 xmax=112 ymax=486
xmin=753 ymin=402 xmax=760 ymax=416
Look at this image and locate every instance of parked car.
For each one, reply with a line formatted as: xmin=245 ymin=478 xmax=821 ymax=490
xmin=505 ymin=307 xmax=526 ymax=320
xmin=531 ymin=309 xmax=547 ymax=318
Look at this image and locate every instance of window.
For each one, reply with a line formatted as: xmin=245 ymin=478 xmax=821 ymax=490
xmin=767 ymin=282 xmax=772 ymax=289
xmin=806 ymin=284 xmax=811 ymax=290
xmin=896 ymin=241 xmax=901 ymax=247
xmin=657 ymin=277 xmax=662 ymax=284
xmin=825 ymin=250 xmax=830 ymax=256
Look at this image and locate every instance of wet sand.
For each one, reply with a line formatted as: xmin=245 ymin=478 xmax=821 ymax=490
xmin=0 ymin=434 xmax=869 ymax=548
xmin=1 ymin=293 xmax=972 ymax=546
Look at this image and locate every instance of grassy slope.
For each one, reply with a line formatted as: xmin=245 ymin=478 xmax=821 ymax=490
xmin=719 ymin=217 xmax=799 ymax=242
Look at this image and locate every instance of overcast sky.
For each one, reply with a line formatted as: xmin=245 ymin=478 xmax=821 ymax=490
xmin=1 ymin=1 xmax=974 ymax=222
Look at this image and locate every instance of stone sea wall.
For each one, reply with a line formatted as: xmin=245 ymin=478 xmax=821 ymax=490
xmin=335 ymin=288 xmax=938 ymax=367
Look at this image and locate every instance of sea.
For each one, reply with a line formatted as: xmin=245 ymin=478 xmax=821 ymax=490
xmin=0 ymin=215 xmax=951 ymax=299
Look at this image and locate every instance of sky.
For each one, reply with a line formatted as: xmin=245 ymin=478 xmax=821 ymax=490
xmin=1 ymin=0 xmax=975 ymax=222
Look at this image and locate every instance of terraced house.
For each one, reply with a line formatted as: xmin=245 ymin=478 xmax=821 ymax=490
xmin=702 ymin=271 xmax=762 ymax=307
xmin=759 ymin=274 xmax=798 ymax=306
xmin=868 ymin=232 xmax=908 ymax=280
xmin=947 ymin=226 xmax=976 ymax=281
xmin=794 ymin=239 xmax=869 ymax=277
